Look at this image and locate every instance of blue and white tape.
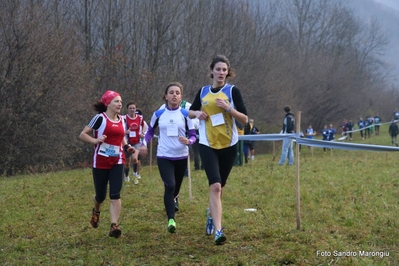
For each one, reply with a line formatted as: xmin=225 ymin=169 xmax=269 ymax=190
xmin=238 ymin=134 xmax=399 ymax=152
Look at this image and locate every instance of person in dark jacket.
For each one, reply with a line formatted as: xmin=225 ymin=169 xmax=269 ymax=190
xmin=321 ymin=125 xmax=329 ymax=152
xmin=278 ymin=105 xmax=295 ymax=165
xmin=328 ymin=124 xmax=337 ymax=141
xmin=243 ymin=122 xmax=251 ymax=164
xmin=389 ymin=120 xmax=399 ymax=146
xmin=346 ymin=119 xmax=354 ymax=141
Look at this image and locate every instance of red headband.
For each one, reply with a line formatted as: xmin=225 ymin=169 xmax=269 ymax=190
xmin=101 ymin=90 xmax=120 ymax=106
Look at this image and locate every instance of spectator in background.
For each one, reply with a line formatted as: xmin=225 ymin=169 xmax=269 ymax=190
xmin=192 ymin=126 xmax=203 ymax=170
xmin=346 ymin=119 xmax=354 ymax=141
xmin=243 ymin=121 xmax=251 ymax=164
xmin=305 ymin=125 xmax=316 ymax=139
xmin=305 ymin=125 xmax=316 ymax=151
xmin=368 ymin=116 xmax=374 ymax=136
xmin=328 ymin=124 xmax=336 ymax=141
xmin=364 ymin=116 xmax=370 ymax=139
xmin=374 ymin=114 xmax=381 ymax=136
xmin=235 ymin=120 xmax=246 ymax=165
xmin=389 ymin=120 xmax=399 ymax=146
xmin=321 ymin=125 xmax=329 ymax=152
xmin=393 ymin=110 xmax=399 ymax=121
xmin=79 ymin=90 xmax=137 ymax=238
xmin=278 ymin=105 xmax=295 ymax=165
xmin=358 ymin=117 xmax=365 ymax=140
xmin=324 ymin=123 xmax=336 ymax=152
xmin=249 ymin=119 xmax=260 ymax=160
xmin=341 ymin=119 xmax=347 ymax=136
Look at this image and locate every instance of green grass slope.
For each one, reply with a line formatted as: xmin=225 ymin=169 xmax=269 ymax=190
xmin=1 ymin=126 xmax=399 ymax=265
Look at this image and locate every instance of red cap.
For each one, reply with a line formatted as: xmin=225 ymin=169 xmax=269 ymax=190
xmin=101 ymin=90 xmax=120 ymax=106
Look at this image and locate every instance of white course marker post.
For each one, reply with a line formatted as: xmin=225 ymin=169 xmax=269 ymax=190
xmin=296 ymin=111 xmax=301 ymax=230
xmin=187 ymin=154 xmax=192 ymax=200
xmin=149 ymin=139 xmax=153 ymax=179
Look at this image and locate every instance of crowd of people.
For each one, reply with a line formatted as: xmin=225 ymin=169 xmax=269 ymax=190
xmin=275 ymin=111 xmax=399 ymax=165
xmin=78 ymin=53 xmax=399 ymax=244
xmin=79 ymin=55 xmax=248 ymax=245
xmin=304 ymin=113 xmax=392 ymax=151
xmin=340 ymin=114 xmax=387 ymax=141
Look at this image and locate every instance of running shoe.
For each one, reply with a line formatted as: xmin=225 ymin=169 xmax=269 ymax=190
xmin=135 ymin=173 xmax=141 ymax=179
xmin=214 ymin=227 xmax=226 ymax=245
xmin=90 ymin=208 xmax=100 ymax=228
xmin=109 ymin=223 xmax=121 ymax=238
xmin=125 ymin=176 xmax=130 ymax=182
xmin=167 ymin=219 xmax=176 ymax=233
xmin=205 ymin=208 xmax=214 ymax=235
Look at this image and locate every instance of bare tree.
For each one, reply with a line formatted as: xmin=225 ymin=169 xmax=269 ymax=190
xmin=0 ymin=0 xmax=397 ymax=175
xmin=0 ymin=1 xmax=91 ymax=175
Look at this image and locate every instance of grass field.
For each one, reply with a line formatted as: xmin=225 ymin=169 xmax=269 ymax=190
xmin=1 ymin=127 xmax=399 ymax=265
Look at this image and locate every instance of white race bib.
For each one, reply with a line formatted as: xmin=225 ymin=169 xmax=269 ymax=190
xmin=98 ymin=143 xmax=120 ymax=157
xmin=129 ymin=131 xmax=137 ymax=138
xmin=210 ymin=113 xmax=225 ymax=127
xmin=167 ymin=124 xmax=179 ymax=136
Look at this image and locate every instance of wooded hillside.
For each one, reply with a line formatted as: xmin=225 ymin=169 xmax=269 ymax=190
xmin=1 ymin=0 xmax=397 ymax=175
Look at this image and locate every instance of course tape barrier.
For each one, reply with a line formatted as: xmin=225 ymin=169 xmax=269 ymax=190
xmin=345 ymin=120 xmax=394 ymax=134
xmin=238 ymin=134 xmax=399 ymax=152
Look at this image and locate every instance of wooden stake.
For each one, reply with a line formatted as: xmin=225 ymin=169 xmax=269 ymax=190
xmin=296 ymin=111 xmax=301 ymax=230
xmin=149 ymin=139 xmax=153 ymax=179
xmin=187 ymin=154 xmax=192 ymax=200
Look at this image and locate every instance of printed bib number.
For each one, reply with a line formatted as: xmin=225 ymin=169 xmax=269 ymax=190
xmin=98 ymin=143 xmax=120 ymax=157
xmin=129 ymin=131 xmax=137 ymax=138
